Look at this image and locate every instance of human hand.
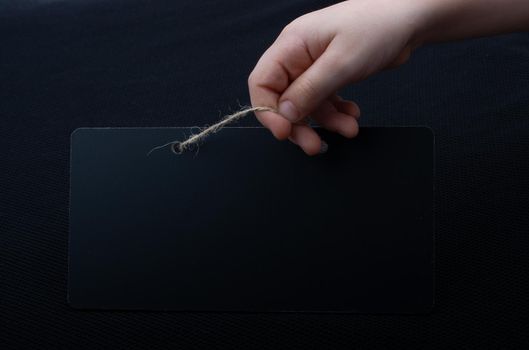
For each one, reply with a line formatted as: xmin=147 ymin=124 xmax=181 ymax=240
xmin=248 ymin=0 xmax=426 ymax=155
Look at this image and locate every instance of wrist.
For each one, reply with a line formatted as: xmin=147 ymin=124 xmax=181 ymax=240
xmin=407 ymin=0 xmax=529 ymax=45
xmin=403 ymin=0 xmax=448 ymax=48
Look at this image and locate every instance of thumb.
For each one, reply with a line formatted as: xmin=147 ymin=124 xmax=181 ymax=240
xmin=277 ymin=48 xmax=352 ymax=122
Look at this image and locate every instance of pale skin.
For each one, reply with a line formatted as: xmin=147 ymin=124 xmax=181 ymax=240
xmin=248 ymin=0 xmax=529 ymax=155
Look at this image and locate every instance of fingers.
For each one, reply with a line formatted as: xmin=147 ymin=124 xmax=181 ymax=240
xmin=248 ymin=34 xmax=316 ymax=140
xmin=288 ymin=123 xmax=323 ymax=156
xmin=248 ymin=23 xmax=360 ymax=155
xmin=285 ymin=94 xmax=361 ymax=155
xmin=330 ymin=94 xmax=361 ymax=120
xmin=289 ymin=94 xmax=359 ymax=155
xmin=248 ymin=56 xmax=291 ymax=140
xmin=311 ymin=98 xmax=359 ymax=138
xmin=250 ymin=87 xmax=291 ymax=140
xmin=277 ymin=42 xmax=353 ymax=123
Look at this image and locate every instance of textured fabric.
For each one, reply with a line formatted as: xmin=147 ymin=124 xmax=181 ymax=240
xmin=1 ymin=0 xmax=528 ymax=348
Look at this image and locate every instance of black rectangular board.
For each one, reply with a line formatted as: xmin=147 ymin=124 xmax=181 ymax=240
xmin=68 ymin=127 xmax=434 ymax=312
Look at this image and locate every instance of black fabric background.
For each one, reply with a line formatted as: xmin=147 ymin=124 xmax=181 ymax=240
xmin=1 ymin=0 xmax=528 ymax=348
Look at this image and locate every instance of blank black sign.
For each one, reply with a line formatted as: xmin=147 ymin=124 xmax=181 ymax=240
xmin=69 ymin=127 xmax=434 ymax=312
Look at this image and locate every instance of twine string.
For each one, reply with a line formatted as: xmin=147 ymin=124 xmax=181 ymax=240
xmin=147 ymin=106 xmax=277 ymax=156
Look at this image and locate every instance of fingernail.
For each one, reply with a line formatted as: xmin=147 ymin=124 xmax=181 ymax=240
xmin=320 ymin=140 xmax=328 ymax=154
xmin=278 ymin=100 xmax=299 ymax=122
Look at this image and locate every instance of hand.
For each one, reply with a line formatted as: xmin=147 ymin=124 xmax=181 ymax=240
xmin=248 ymin=0 xmax=424 ymax=155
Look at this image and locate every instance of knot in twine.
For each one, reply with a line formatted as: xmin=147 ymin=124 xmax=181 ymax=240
xmin=147 ymin=106 xmax=277 ymax=155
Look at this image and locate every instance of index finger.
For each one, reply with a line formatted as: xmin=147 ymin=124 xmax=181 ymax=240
xmin=248 ymin=47 xmax=291 ymax=140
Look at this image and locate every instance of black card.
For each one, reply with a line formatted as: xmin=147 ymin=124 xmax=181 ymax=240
xmin=69 ymin=127 xmax=434 ymax=312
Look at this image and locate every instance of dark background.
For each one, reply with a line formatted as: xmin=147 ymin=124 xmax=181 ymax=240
xmin=1 ymin=0 xmax=528 ymax=348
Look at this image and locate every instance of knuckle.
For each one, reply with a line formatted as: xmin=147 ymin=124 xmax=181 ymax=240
xmin=280 ymin=16 xmax=304 ymax=36
xmin=247 ymin=70 xmax=261 ymax=91
xmin=280 ymin=22 xmax=295 ymax=36
xmin=247 ymin=72 xmax=255 ymax=86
